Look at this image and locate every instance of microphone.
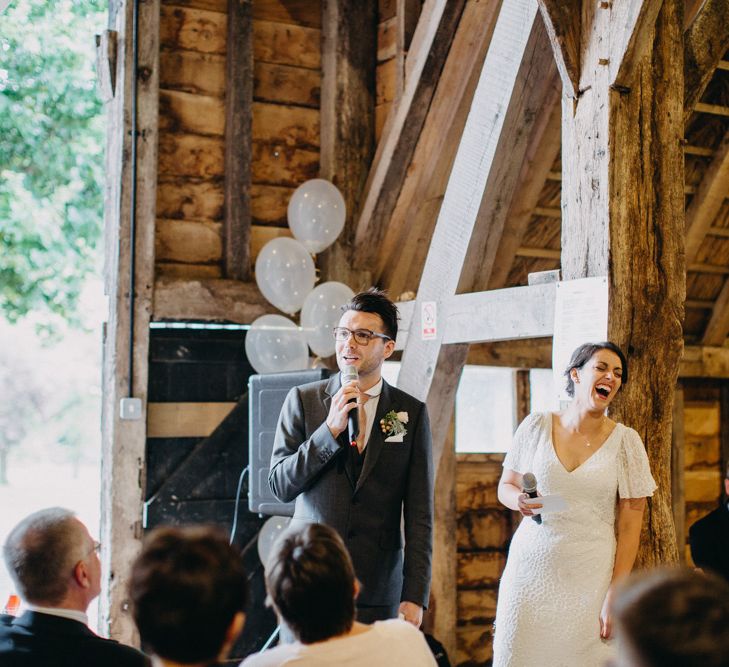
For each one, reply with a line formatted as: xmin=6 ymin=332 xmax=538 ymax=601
xmin=522 ymin=472 xmax=541 ymax=524
xmin=341 ymin=365 xmax=359 ymax=447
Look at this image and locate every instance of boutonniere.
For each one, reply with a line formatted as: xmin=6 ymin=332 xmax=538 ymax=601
xmin=380 ymin=410 xmax=408 ymax=438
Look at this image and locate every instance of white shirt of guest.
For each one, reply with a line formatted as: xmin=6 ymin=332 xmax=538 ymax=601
xmin=340 ymin=373 xmax=382 ymax=449
xmin=239 ymin=618 xmax=437 ymax=667
xmin=25 ymin=604 xmax=88 ymax=626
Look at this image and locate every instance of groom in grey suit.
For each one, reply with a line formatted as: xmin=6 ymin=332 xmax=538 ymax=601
xmin=269 ymin=288 xmax=433 ymax=626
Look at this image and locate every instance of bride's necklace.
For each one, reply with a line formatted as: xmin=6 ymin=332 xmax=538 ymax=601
xmin=573 ymin=415 xmax=607 ymax=448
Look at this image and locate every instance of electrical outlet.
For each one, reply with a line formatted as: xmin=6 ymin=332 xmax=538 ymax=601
xmin=120 ymin=397 xmax=143 ymax=420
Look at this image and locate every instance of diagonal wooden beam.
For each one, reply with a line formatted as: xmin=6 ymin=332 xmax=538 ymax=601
xmin=458 ymin=16 xmax=560 ymax=294
xmin=536 ymin=0 xmax=580 ymax=99
xmin=684 ymin=0 xmax=729 ymax=123
xmin=351 ymin=0 xmax=465 ymax=269
xmin=375 ymin=0 xmax=503 ymax=291
xmin=397 ymin=0 xmax=539 ymax=417
xmin=702 ymin=275 xmax=729 ymax=345
xmin=685 ymin=127 xmax=729 ymax=263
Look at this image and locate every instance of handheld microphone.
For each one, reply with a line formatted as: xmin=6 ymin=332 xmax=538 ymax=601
xmin=522 ymin=472 xmax=541 ymax=524
xmin=341 ymin=365 xmax=359 ymax=447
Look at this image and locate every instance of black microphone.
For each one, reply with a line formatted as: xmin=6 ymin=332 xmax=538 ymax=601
xmin=522 ymin=472 xmax=542 ymax=524
xmin=341 ymin=365 xmax=359 ymax=447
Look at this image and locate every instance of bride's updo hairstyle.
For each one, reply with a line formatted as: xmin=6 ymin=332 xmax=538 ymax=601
xmin=564 ymin=342 xmax=629 ymax=398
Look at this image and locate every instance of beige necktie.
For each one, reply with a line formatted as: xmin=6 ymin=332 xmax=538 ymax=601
xmin=355 ymin=393 xmax=370 ymax=453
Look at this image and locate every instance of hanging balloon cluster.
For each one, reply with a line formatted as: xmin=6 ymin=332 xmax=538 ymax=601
xmin=246 ymin=179 xmax=355 ymax=374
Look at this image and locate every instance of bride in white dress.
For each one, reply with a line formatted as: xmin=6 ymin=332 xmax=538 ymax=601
xmin=492 ymin=342 xmax=656 ymax=667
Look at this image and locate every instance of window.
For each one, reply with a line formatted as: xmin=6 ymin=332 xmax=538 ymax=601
xmin=530 ymin=368 xmax=560 ymax=413
xmin=455 ymin=366 xmax=515 ymax=453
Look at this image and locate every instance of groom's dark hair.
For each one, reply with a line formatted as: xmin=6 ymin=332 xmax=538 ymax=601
xmin=265 ymin=523 xmax=356 ymax=644
xmin=343 ymin=287 xmax=399 ymax=341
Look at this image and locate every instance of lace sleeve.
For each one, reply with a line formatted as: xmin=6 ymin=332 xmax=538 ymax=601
xmin=503 ymin=412 xmax=544 ymax=474
xmin=617 ymin=427 xmax=657 ymax=498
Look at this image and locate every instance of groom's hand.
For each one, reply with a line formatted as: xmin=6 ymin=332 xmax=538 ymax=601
xmin=325 ymin=383 xmax=360 ymax=438
xmin=398 ymin=601 xmax=423 ymax=628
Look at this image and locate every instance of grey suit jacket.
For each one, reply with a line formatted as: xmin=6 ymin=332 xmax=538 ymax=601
xmin=269 ymin=374 xmax=434 ymax=608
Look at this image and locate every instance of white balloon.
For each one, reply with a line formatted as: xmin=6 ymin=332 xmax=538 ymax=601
xmin=287 ymin=179 xmax=346 ymax=254
xmin=300 ymin=282 xmax=355 ymax=357
xmin=255 ymin=237 xmax=316 ymax=314
xmin=245 ymin=314 xmax=309 ymax=374
xmin=257 ymin=515 xmax=291 ymax=568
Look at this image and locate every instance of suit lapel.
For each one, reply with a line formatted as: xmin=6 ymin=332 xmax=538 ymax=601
xmin=355 ymin=379 xmax=392 ymax=492
xmin=324 ymin=373 xmax=356 ymax=490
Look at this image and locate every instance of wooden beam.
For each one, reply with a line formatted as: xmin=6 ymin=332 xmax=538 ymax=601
xmin=153 ymin=277 xmax=276 ymax=323
xmin=559 ymin=0 xmax=684 ymax=567
xmin=684 ymin=144 xmax=714 ymax=157
xmin=535 ymin=0 xmax=580 ymax=99
xmin=352 ymin=0 xmax=465 ymax=269
xmin=376 ymin=0 xmax=503 ymax=292
xmin=222 ymin=0 xmax=252 ymax=280
xmin=319 ymin=0 xmax=376 ymax=287
xmin=707 ymin=226 xmax=729 ymax=238
xmin=686 ymin=127 xmax=729 ymax=263
xmin=701 ymin=275 xmax=729 ymax=345
xmin=694 ymin=102 xmax=729 ymax=117
xmin=100 ymin=0 xmax=159 ymax=645
xmin=688 ymin=262 xmax=729 ymax=275
xmin=458 ymin=18 xmax=560 ymax=294
xmin=515 ymin=247 xmax=561 ymax=260
xmin=398 ymin=0 xmax=539 ymax=404
xmin=671 ymin=385 xmax=686 ymax=563
xmin=486 ymin=96 xmax=562 ymax=290
xmin=513 ymin=369 xmax=531 ymax=425
xmin=684 ymin=0 xmax=729 ymax=122
xmin=722 ymin=383 xmax=729 ymax=503
xmin=147 ymin=402 xmax=236 ymax=438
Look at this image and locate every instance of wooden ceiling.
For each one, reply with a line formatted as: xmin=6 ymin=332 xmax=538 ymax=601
xmin=366 ymin=0 xmax=729 ymax=346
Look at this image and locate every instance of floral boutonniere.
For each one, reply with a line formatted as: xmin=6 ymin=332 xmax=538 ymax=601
xmin=380 ymin=410 xmax=408 ymax=438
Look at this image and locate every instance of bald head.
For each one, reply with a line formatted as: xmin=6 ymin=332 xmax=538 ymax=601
xmin=3 ymin=508 xmax=94 ymax=606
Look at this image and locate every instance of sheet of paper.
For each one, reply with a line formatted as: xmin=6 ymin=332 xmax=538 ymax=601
xmin=523 ymin=494 xmax=568 ymax=514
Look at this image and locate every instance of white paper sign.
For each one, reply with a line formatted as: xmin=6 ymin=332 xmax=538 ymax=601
xmin=552 ymin=277 xmax=609 ymax=401
xmin=524 ymin=494 xmax=569 ymax=515
xmin=421 ymin=301 xmax=437 ymax=340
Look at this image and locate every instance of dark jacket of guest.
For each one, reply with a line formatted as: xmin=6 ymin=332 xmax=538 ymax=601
xmin=689 ymin=503 xmax=729 ymax=583
xmin=0 ymin=611 xmax=148 ymax=666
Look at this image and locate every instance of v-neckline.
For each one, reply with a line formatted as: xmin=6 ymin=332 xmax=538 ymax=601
xmin=548 ymin=412 xmax=620 ymax=474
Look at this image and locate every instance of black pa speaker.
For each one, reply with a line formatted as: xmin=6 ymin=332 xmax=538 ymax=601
xmin=248 ymin=368 xmax=331 ymax=516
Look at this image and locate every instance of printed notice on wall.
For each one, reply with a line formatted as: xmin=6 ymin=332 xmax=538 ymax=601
xmin=552 ymin=277 xmax=608 ymax=401
xmin=421 ymin=301 xmax=437 ymax=340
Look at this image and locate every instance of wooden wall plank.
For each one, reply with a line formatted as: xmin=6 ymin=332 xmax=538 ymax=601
xmin=457 ymin=552 xmax=505 ymax=589
xmin=159 ymin=89 xmax=225 ymax=136
xmin=160 ymin=5 xmax=227 ymax=54
xmin=251 ymin=142 xmax=319 ymax=186
xmin=253 ymin=102 xmax=320 ymax=147
xmin=253 ymin=19 xmax=321 ymax=69
xmin=156 ymin=263 xmax=222 ymax=279
xmin=156 ymin=218 xmax=222 ymax=264
xmin=147 ymin=402 xmax=236 ymax=438
xmin=254 ymin=61 xmax=320 ymax=107
xmin=153 ymin=277 xmax=275 ymax=323
xmin=160 ymin=49 xmax=226 ymax=96
xmin=250 ymin=184 xmax=295 ymax=225
xmin=159 ymin=133 xmax=225 ymax=177
xmin=157 ymin=178 xmax=225 ymax=221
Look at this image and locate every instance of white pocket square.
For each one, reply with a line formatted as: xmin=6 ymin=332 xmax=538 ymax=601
xmin=385 ymin=434 xmax=404 ymax=443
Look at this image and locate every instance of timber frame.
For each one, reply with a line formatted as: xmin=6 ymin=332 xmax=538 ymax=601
xmin=100 ymin=0 xmax=729 ymax=658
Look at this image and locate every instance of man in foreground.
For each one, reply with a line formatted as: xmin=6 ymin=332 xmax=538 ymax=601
xmin=241 ymin=523 xmax=436 ymax=666
xmin=1 ymin=507 xmax=148 ymax=666
xmin=129 ymin=525 xmax=248 ymax=667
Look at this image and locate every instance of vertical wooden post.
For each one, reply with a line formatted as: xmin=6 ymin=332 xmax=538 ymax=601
xmin=671 ymin=385 xmax=685 ymax=562
xmin=223 ymin=0 xmax=252 ymax=280
xmin=721 ymin=383 xmax=729 ymax=502
xmin=513 ymin=370 xmax=531 ymax=426
xmin=559 ymin=0 xmax=684 ymax=566
xmin=101 ymin=0 xmax=159 ymax=644
xmin=319 ymin=0 xmax=376 ymax=288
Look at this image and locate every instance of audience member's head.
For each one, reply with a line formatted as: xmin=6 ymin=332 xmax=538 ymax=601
xmin=265 ymin=523 xmax=357 ymax=644
xmin=3 ymin=507 xmax=100 ymax=610
xmin=613 ymin=567 xmax=729 ymax=667
xmin=129 ymin=525 xmax=248 ymax=666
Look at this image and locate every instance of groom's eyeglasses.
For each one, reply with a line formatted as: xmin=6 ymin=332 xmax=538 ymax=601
xmin=333 ymin=327 xmax=392 ymax=345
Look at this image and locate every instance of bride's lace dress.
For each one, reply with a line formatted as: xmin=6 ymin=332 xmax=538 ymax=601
xmin=492 ymin=412 xmax=656 ymax=667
